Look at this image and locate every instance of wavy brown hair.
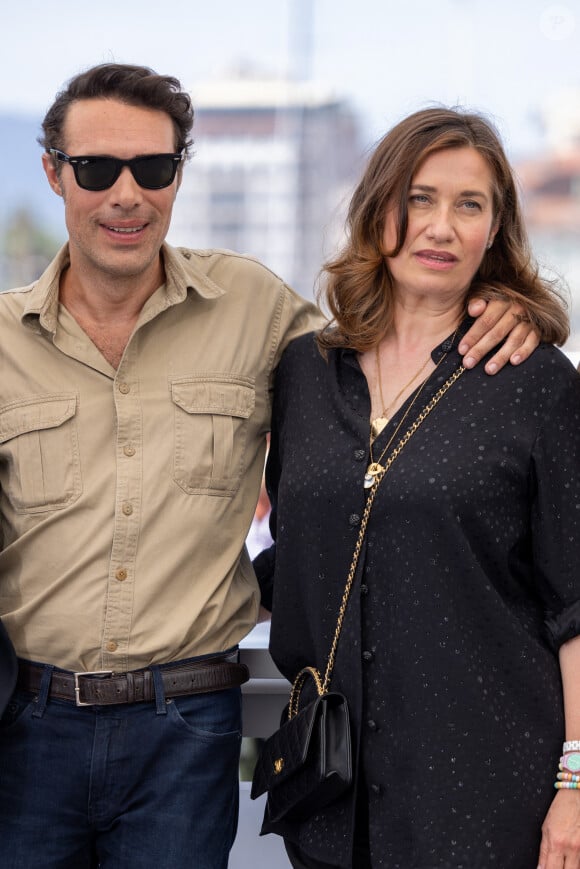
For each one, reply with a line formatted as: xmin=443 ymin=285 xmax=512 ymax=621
xmin=318 ymin=107 xmax=568 ymax=352
xmin=39 ymin=63 xmax=194 ymax=159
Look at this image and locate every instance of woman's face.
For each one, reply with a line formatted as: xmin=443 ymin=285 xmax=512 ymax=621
xmin=382 ymin=146 xmax=499 ymax=305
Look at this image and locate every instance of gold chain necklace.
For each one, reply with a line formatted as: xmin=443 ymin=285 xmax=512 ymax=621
xmin=364 ymin=332 xmax=459 ymax=489
xmin=370 ymin=345 xmax=432 ymax=440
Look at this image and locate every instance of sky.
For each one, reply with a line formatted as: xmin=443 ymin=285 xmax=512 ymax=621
xmin=2 ymin=0 xmax=579 ymax=158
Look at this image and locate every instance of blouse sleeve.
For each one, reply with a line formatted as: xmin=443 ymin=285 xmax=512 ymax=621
xmin=251 ymin=341 xmax=288 ymax=612
xmin=252 ymin=542 xmax=276 ymax=612
xmin=532 ymin=366 xmax=580 ymax=650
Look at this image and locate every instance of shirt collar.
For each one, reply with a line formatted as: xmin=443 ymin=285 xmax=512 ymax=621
xmin=21 ymin=242 xmax=227 ymax=335
xmin=431 ymin=316 xmax=473 ymax=362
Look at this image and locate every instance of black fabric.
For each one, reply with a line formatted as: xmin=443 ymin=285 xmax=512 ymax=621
xmin=544 ymin=596 xmax=580 ymax=649
xmin=258 ymin=328 xmax=580 ymax=868
xmin=0 ymin=620 xmax=17 ymax=716
xmin=284 ymin=774 xmax=372 ymax=869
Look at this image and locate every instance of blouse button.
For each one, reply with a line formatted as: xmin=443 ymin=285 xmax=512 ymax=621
xmin=349 ymin=513 xmax=361 ymax=527
xmin=370 ymin=783 xmax=382 ymax=795
xmin=362 ymin=650 xmax=374 ymax=663
xmin=360 ymin=584 xmax=369 ymax=596
xmin=354 ymin=449 xmax=366 ymax=461
xmin=367 ymin=719 xmax=378 ymax=731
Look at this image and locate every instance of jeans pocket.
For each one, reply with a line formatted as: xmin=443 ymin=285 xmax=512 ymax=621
xmin=0 ymin=692 xmax=35 ymax=732
xmin=166 ymin=690 xmax=242 ymax=744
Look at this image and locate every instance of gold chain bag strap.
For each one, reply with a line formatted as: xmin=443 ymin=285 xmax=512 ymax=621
xmin=251 ymin=366 xmax=466 ymax=825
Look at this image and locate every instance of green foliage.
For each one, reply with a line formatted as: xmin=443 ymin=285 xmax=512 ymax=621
xmin=0 ymin=207 xmax=60 ymax=289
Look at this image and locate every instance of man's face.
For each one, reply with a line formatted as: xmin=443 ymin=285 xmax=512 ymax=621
xmin=42 ymin=97 xmax=180 ymax=288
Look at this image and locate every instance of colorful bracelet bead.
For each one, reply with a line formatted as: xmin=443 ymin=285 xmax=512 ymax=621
xmin=557 ymin=772 xmax=580 ymax=782
xmin=554 ymin=781 xmax=580 ymax=789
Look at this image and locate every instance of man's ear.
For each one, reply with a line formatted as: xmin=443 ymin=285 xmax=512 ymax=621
xmin=42 ymin=152 xmax=64 ymax=197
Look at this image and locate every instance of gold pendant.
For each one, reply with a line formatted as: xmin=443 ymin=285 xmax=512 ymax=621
xmin=370 ymin=416 xmax=388 ymax=440
xmin=363 ymin=462 xmax=384 ymax=489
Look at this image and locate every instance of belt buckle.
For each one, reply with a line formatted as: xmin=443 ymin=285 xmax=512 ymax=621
xmin=73 ymin=670 xmax=114 ymax=706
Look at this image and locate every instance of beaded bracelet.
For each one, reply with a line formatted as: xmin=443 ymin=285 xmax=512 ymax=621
xmin=555 ymin=781 xmax=580 ymax=789
xmin=563 ymin=740 xmax=580 ymax=752
xmin=557 ymin=772 xmax=580 ymax=782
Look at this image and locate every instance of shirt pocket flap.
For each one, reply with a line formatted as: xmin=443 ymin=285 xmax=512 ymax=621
xmin=171 ymin=378 xmax=255 ymax=419
xmin=0 ymin=395 xmax=78 ymax=443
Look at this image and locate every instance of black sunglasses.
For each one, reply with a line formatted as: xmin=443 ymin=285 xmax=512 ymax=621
xmin=48 ymin=149 xmax=183 ymax=191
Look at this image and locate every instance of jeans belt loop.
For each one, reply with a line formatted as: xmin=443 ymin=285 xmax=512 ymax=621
xmin=125 ymin=671 xmax=136 ymax=704
xmin=151 ymin=665 xmax=167 ymax=715
xmin=32 ymin=664 xmax=54 ymax=718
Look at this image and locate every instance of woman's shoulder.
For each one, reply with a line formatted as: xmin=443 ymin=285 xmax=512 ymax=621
xmin=279 ymin=330 xmax=329 ymax=373
xmin=518 ymin=343 xmax=578 ymax=383
xmin=480 ymin=342 xmax=577 ymax=384
xmin=495 ymin=343 xmax=580 ymax=416
xmin=275 ymin=332 xmax=344 ymax=410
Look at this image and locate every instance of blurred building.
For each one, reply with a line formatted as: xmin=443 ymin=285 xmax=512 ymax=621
xmin=168 ymin=75 xmax=362 ymax=299
xmin=517 ymin=89 xmax=580 ymax=348
xmin=538 ymin=87 xmax=580 ymax=154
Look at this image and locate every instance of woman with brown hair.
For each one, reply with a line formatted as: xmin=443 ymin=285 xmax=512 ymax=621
xmin=256 ymin=108 xmax=580 ymax=868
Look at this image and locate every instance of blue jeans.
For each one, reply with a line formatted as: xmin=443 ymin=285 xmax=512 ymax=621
xmin=0 ymin=668 xmax=242 ymax=868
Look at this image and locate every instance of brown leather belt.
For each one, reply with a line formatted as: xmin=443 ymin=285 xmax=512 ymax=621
xmin=17 ymin=655 xmax=249 ymax=707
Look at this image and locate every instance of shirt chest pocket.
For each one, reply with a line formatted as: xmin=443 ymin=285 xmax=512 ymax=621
xmin=171 ymin=376 xmax=255 ymax=496
xmin=0 ymin=394 xmax=82 ymax=513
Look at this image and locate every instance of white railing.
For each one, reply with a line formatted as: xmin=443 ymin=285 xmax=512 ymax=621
xmin=230 ymin=622 xmax=290 ymax=868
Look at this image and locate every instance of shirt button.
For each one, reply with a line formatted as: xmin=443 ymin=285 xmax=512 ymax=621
xmin=354 ymin=449 xmax=366 ymax=462
xmin=106 ymin=641 xmax=118 ymax=652
xmin=362 ymin=650 xmax=374 ymax=663
xmin=367 ymin=719 xmax=378 ymax=731
xmin=118 ymin=382 xmax=130 ymax=394
xmin=123 ymin=444 xmax=136 ymax=457
xmin=349 ymin=513 xmax=361 ymax=527
xmin=360 ymin=584 xmax=369 ymax=596
xmin=122 ymin=502 xmax=133 ymax=516
xmin=370 ymin=783 xmax=382 ymax=795
xmin=115 ymin=568 xmax=128 ymax=582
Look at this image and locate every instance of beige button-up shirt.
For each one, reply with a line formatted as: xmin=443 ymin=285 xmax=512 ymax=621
xmin=0 ymin=243 xmax=323 ymax=672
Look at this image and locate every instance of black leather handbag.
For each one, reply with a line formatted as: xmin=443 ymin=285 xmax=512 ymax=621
xmin=250 ymin=668 xmax=351 ymax=822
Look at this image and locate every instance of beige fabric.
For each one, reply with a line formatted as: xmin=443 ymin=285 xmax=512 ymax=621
xmin=0 ymin=243 xmax=323 ymax=671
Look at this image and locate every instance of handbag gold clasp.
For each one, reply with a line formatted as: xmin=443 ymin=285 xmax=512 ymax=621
xmin=273 ymin=758 xmax=284 ymax=774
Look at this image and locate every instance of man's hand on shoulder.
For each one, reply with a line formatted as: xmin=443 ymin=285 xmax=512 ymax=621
xmin=458 ymin=298 xmax=540 ymax=375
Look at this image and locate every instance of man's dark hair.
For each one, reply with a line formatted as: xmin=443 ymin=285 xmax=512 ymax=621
xmin=39 ymin=63 xmax=194 ymax=157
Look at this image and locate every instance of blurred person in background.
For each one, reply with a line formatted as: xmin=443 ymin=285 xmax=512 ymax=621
xmin=246 ymin=436 xmax=274 ymax=561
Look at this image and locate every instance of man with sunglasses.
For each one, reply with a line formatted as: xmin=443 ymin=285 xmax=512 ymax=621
xmin=0 ymin=63 xmax=539 ymax=868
